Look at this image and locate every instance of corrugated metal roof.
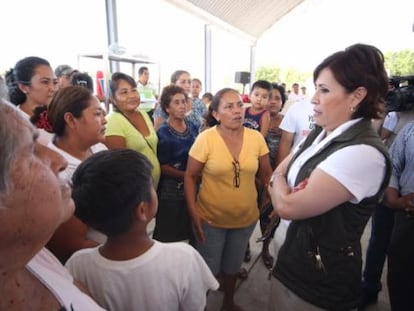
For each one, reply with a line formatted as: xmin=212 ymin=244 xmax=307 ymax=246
xmin=164 ymin=0 xmax=305 ymax=42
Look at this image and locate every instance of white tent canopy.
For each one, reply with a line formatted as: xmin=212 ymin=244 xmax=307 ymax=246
xmin=164 ymin=0 xmax=305 ymax=43
xmin=105 ymin=0 xmax=306 ymax=92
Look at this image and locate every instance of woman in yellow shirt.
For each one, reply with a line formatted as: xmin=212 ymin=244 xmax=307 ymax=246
xmin=185 ymin=88 xmax=272 ymax=311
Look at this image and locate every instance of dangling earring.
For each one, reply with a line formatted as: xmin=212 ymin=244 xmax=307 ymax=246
xmin=350 ymin=106 xmax=355 ymax=113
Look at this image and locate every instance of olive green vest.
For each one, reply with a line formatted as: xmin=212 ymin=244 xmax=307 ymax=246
xmin=273 ymin=119 xmax=391 ymax=310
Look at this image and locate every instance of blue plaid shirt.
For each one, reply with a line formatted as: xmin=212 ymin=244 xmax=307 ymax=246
xmin=153 ymin=97 xmax=206 ymax=131
xmin=388 ymin=121 xmax=414 ymax=196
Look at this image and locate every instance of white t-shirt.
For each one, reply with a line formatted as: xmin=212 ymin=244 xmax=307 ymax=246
xmin=273 ymin=119 xmax=387 ymax=254
xmin=26 ymin=248 xmax=104 ymax=310
xmin=382 ymin=111 xmax=398 ymax=132
xmin=287 ymin=92 xmax=305 ymax=105
xmin=288 ymin=118 xmax=386 ymax=203
xmin=66 ymin=241 xmax=219 ymax=311
xmin=279 ymin=99 xmax=315 ymax=148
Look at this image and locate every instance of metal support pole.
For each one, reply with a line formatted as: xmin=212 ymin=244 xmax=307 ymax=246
xmin=249 ymin=43 xmax=256 ymax=92
xmin=105 ymin=0 xmax=120 ymax=73
xmin=204 ymin=24 xmax=212 ymax=93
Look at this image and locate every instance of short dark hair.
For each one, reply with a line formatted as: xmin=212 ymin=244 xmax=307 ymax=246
xmin=313 ymin=43 xmax=388 ymax=119
xmin=72 ymin=149 xmax=154 ymax=237
xmin=70 ymin=72 xmax=94 ymax=92
xmin=159 ymin=85 xmax=187 ymax=115
xmin=138 ymin=66 xmax=148 ymax=76
xmin=202 ymin=92 xmax=213 ymax=101
xmin=250 ymin=80 xmax=272 ymax=94
xmin=192 ymin=78 xmax=202 ymax=85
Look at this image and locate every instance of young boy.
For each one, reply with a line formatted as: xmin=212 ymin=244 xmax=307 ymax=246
xmin=241 ymin=80 xmax=272 ymax=267
xmin=201 ymin=92 xmax=213 ymax=108
xmin=66 ymin=149 xmax=218 ymax=310
xmin=191 ymin=78 xmax=202 ymax=100
xmin=243 ymin=80 xmax=272 ymax=137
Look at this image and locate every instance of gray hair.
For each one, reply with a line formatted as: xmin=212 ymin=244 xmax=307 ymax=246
xmin=0 ymin=99 xmax=21 ymax=195
xmin=0 ymin=75 xmax=9 ymax=101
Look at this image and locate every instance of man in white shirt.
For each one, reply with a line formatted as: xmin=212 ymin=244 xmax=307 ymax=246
xmin=277 ymin=99 xmax=315 ymax=165
xmin=137 ymin=66 xmax=158 ymax=111
xmin=282 ymin=83 xmax=305 ymax=113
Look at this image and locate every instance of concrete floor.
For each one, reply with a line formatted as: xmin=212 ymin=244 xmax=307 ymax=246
xmin=148 ymin=218 xmax=390 ymax=311
xmin=205 ymin=219 xmax=391 ymax=311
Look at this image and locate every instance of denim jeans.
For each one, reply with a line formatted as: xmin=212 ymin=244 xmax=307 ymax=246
xmin=197 ymin=222 xmax=256 ymax=275
xmin=362 ymin=202 xmax=395 ymax=294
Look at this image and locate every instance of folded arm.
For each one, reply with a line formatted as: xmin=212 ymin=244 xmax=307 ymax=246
xmin=269 ymin=167 xmax=354 ymax=220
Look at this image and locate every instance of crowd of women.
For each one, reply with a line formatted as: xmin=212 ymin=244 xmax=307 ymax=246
xmin=1 ymin=42 xmax=412 ymax=311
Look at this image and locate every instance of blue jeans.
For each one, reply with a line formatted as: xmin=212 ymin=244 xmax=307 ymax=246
xmin=362 ymin=202 xmax=394 ymax=294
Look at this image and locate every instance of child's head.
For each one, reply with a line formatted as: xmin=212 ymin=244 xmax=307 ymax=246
xmin=71 ymin=149 xmax=157 ymax=237
xmin=201 ymin=92 xmax=213 ymax=107
xmin=191 ymin=78 xmax=202 ymax=98
xmin=249 ymin=80 xmax=272 ymax=111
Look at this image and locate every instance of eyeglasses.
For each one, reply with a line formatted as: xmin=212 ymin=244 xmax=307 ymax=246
xmin=232 ymin=160 xmax=240 ymax=188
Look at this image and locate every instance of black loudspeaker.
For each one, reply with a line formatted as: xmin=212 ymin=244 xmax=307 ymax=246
xmin=235 ymin=71 xmax=250 ymax=84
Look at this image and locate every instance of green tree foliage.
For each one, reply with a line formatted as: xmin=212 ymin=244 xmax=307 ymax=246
xmin=254 ymin=49 xmax=414 ymax=91
xmin=255 ymin=66 xmax=311 ymax=89
xmin=385 ymin=49 xmax=414 ymax=76
xmin=255 ymin=67 xmax=281 ymax=83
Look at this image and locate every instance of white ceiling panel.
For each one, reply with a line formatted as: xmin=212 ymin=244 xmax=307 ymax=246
xmin=164 ymin=0 xmax=305 ymax=42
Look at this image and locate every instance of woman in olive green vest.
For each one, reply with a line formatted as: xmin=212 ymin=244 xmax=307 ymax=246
xmin=267 ymin=43 xmax=391 ymax=310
